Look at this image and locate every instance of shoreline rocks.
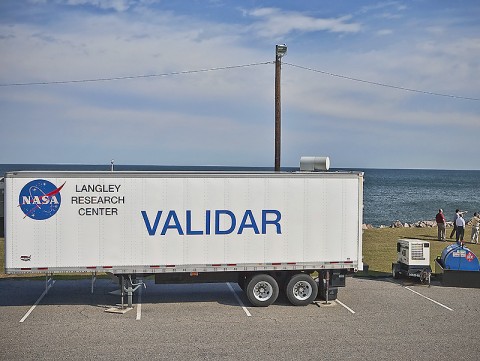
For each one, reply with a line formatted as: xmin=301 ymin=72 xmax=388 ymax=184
xmin=362 ymin=220 xmax=459 ymax=230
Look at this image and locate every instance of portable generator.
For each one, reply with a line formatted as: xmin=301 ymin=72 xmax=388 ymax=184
xmin=392 ymin=239 xmax=432 ymax=284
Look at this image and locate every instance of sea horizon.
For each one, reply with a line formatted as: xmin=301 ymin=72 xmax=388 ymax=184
xmin=0 ymin=163 xmax=479 ymax=172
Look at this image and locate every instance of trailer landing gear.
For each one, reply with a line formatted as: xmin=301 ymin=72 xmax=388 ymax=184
xmin=105 ymin=275 xmax=146 ymax=314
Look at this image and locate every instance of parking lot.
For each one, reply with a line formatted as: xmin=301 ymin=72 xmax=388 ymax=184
xmin=0 ymin=276 xmax=479 ymax=361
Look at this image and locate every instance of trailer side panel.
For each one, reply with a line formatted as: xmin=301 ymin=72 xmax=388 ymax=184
xmin=5 ymin=171 xmax=363 ymax=274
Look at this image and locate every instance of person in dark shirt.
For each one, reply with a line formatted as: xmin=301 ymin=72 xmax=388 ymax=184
xmin=449 ymin=209 xmax=460 ymax=239
xmin=455 ymin=213 xmax=466 ymax=245
xmin=435 ymin=209 xmax=446 ymax=241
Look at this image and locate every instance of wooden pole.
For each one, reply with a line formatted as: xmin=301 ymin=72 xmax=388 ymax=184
xmin=274 ymin=51 xmax=281 ymax=172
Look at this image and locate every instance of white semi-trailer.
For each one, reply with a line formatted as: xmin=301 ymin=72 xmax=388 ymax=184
xmin=4 ymin=160 xmax=363 ymax=307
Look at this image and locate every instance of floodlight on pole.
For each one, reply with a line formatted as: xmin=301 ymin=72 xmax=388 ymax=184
xmin=274 ymin=44 xmax=287 ymax=172
xmin=276 ymin=44 xmax=287 ymax=58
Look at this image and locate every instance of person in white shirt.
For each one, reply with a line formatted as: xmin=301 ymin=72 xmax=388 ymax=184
xmin=455 ymin=213 xmax=466 ymax=244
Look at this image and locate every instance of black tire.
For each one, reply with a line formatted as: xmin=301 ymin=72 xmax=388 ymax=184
xmin=420 ymin=268 xmax=431 ymax=285
xmin=392 ymin=263 xmax=400 ymax=279
xmin=285 ymin=274 xmax=318 ymax=306
xmin=245 ymin=274 xmax=279 ymax=307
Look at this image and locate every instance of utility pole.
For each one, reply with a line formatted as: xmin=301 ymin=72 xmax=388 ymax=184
xmin=275 ymin=44 xmax=287 ymax=172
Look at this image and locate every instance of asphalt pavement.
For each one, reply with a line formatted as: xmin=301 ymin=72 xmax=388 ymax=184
xmin=0 ymin=276 xmax=479 ymax=361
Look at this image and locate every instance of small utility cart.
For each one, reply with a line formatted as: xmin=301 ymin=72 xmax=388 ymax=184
xmin=392 ymin=239 xmax=432 ymax=285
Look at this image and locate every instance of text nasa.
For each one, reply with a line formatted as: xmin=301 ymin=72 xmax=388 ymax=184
xmin=141 ymin=209 xmax=282 ymax=236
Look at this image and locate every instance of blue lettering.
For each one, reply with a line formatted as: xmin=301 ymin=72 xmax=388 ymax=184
xmin=186 ymin=210 xmax=203 ymax=235
xmin=141 ymin=209 xmax=282 ymax=236
xmin=238 ymin=210 xmax=260 ymax=234
xmin=206 ymin=210 xmax=211 ymax=235
xmin=141 ymin=210 xmax=162 ymax=236
xmin=161 ymin=210 xmax=184 ymax=235
xmin=262 ymin=210 xmax=282 ymax=234
xmin=215 ymin=210 xmax=236 ymax=235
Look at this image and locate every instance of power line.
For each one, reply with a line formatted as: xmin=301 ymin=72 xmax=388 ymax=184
xmin=283 ymin=62 xmax=480 ymax=102
xmin=0 ymin=61 xmax=274 ymax=87
xmin=1 ymin=59 xmax=478 ymax=101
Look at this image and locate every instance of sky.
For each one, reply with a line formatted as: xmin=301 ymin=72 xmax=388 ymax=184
xmin=0 ymin=0 xmax=479 ymax=170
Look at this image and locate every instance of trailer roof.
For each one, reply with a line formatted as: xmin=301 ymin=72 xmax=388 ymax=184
xmin=5 ymin=170 xmax=363 ymax=178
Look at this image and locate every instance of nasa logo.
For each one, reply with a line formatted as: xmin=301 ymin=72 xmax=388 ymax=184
xmin=19 ymin=179 xmax=66 ymax=220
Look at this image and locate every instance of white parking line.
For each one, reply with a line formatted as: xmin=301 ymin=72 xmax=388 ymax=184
xmin=226 ymin=282 xmax=252 ymax=317
xmin=20 ymin=280 xmax=56 ymax=323
xmin=404 ymin=286 xmax=453 ymax=311
xmin=335 ymin=299 xmax=356 ymax=314
xmin=136 ymin=286 xmax=142 ymax=320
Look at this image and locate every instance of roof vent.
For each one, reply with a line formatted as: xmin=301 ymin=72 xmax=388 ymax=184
xmin=300 ymin=156 xmax=330 ymax=172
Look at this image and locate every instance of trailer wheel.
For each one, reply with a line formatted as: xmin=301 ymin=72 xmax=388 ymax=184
xmin=285 ymin=274 xmax=318 ymax=306
xmin=420 ymin=268 xmax=431 ymax=286
xmin=392 ymin=263 xmax=400 ymax=279
xmin=245 ymin=274 xmax=279 ymax=307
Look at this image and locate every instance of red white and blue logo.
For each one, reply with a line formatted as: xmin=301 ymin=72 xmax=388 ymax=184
xmin=19 ymin=179 xmax=65 ymax=220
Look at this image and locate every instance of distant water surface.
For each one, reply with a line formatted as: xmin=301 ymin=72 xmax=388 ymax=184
xmin=363 ymin=168 xmax=480 ymax=226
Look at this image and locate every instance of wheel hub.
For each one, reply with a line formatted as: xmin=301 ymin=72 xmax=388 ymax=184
xmin=254 ymin=282 xmax=272 ymax=300
xmin=293 ymin=281 xmax=312 ymax=300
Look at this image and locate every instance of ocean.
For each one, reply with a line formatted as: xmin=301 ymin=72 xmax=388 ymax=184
xmin=363 ymin=168 xmax=480 ymax=226
xmin=1 ymin=164 xmax=479 ymax=227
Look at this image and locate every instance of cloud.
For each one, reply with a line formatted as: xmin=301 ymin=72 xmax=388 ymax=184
xmin=0 ymin=7 xmax=254 ymax=84
xmin=376 ymin=29 xmax=393 ymax=36
xmin=246 ymin=7 xmax=362 ymax=38
xmin=61 ymin=0 xmax=137 ymax=12
xmin=1 ymin=1 xmax=479 ymax=169
xmin=27 ymin=0 xmax=138 ymax=11
xmin=360 ymin=1 xmax=407 ymax=15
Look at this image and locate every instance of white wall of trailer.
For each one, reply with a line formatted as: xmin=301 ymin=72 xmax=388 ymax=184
xmin=5 ymin=172 xmax=363 ymax=273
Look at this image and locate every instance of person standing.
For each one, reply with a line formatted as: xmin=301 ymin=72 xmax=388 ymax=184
xmin=450 ymin=209 xmax=460 ymax=239
xmin=455 ymin=213 xmax=466 ymax=245
xmin=435 ymin=209 xmax=446 ymax=241
xmin=470 ymin=212 xmax=480 ymax=244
